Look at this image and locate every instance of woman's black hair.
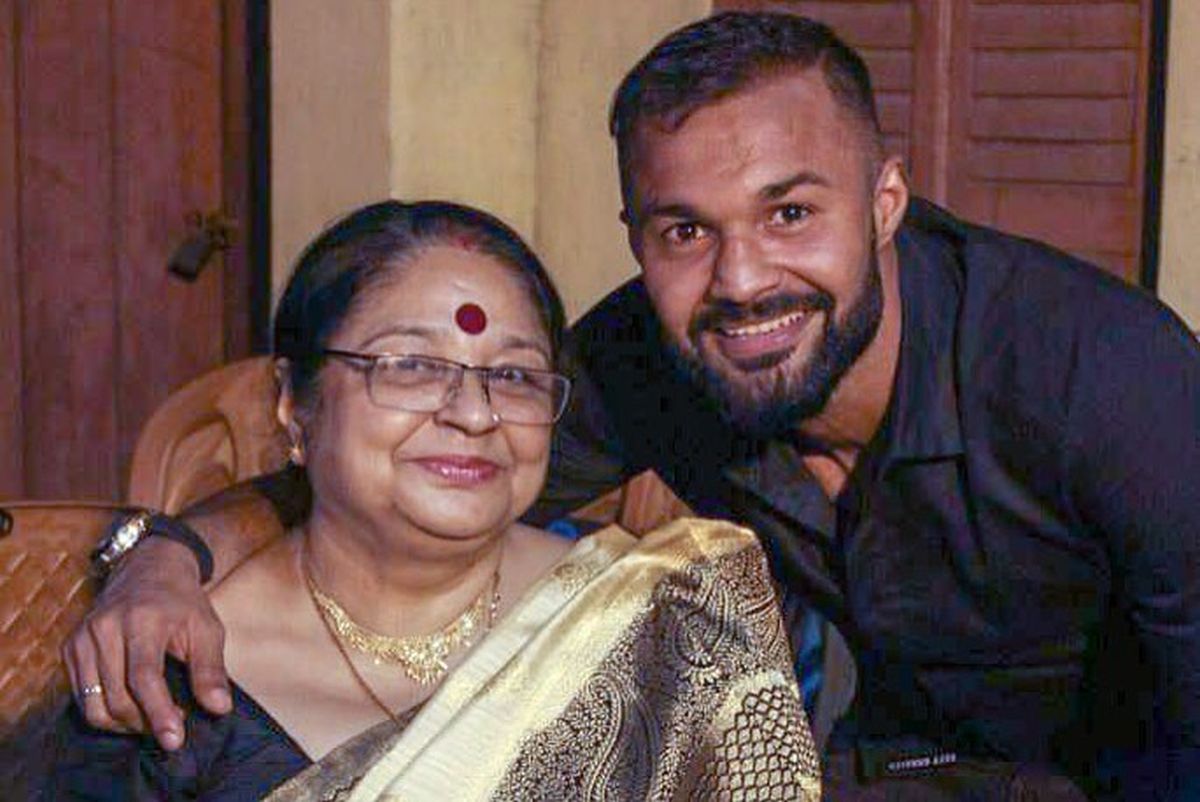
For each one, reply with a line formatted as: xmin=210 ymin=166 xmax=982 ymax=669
xmin=273 ymin=200 xmax=567 ymax=403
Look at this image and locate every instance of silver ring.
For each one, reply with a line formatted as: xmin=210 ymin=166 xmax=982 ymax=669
xmin=79 ymin=684 xmax=104 ymax=698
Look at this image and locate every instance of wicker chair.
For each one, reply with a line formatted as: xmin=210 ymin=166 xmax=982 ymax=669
xmin=127 ymin=356 xmax=289 ymax=513
xmin=0 ymin=502 xmax=121 ymax=798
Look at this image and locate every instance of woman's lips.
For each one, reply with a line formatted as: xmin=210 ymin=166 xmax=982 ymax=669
xmin=411 ymin=455 xmax=502 ymax=485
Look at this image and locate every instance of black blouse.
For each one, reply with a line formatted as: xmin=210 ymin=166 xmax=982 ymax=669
xmin=45 ymin=661 xmax=310 ymax=800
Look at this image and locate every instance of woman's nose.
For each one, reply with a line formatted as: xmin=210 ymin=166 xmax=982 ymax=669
xmin=435 ymin=370 xmax=500 ymax=432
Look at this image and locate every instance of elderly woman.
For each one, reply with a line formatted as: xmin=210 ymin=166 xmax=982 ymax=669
xmin=48 ymin=201 xmax=819 ymax=800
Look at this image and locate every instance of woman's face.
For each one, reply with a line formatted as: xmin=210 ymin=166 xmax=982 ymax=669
xmin=284 ymin=245 xmax=555 ymax=551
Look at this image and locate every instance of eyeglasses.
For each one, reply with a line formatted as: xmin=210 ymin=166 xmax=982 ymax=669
xmin=322 ymin=349 xmax=571 ymax=425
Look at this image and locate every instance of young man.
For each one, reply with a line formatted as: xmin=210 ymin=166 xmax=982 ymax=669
xmin=71 ymin=13 xmax=1199 ymax=799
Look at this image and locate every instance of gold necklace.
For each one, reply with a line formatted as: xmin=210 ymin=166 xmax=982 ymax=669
xmin=304 ymin=557 xmax=501 ymax=686
xmin=311 ymin=597 xmax=417 ymax=729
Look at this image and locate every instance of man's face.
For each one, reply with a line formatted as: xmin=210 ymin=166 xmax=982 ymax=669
xmin=625 ymin=70 xmax=890 ymax=436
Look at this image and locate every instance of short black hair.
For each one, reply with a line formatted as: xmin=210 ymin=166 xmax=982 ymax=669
xmin=610 ymin=11 xmax=883 ymax=210
xmin=273 ymin=200 xmax=566 ymax=404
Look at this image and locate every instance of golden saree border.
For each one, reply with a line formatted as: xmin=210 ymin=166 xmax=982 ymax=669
xmin=265 ymin=704 xmax=424 ymax=801
xmin=265 ymin=718 xmax=402 ymax=802
xmin=348 ymin=518 xmax=759 ymax=802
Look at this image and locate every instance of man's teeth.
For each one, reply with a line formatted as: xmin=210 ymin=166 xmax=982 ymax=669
xmin=721 ymin=311 xmax=807 ymax=338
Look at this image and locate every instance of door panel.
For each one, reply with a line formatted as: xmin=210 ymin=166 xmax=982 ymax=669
xmin=113 ymin=0 xmax=226 ymax=483
xmin=951 ymin=1 xmax=1150 ymax=280
xmin=713 ymin=0 xmax=1154 ymax=282
xmin=17 ymin=0 xmax=121 ymax=499
xmin=0 ymin=0 xmax=21 ymax=498
xmin=0 ymin=1 xmax=253 ymax=501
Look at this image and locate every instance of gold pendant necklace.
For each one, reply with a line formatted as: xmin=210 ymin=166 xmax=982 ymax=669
xmin=304 ymin=558 xmax=501 ymax=686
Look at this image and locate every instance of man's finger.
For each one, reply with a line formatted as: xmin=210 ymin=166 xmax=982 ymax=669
xmin=88 ymin=616 xmax=145 ymax=731
xmin=126 ymin=634 xmax=186 ymax=751
xmin=179 ymin=616 xmax=232 ymax=716
xmin=62 ymin=638 xmax=80 ymax=699
xmin=66 ymin=635 xmax=130 ymax=733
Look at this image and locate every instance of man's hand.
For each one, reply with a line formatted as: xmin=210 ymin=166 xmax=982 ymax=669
xmin=63 ymin=537 xmax=232 ymax=750
xmin=61 ymin=470 xmax=300 ymax=748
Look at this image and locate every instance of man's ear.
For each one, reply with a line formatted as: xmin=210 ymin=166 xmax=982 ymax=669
xmin=872 ymin=155 xmax=910 ymax=250
xmin=621 ymin=207 xmax=646 ymax=265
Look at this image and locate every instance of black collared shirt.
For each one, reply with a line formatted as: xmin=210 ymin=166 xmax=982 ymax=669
xmin=534 ymin=199 xmax=1200 ymax=796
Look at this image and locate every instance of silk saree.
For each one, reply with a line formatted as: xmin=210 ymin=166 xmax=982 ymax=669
xmin=271 ymin=518 xmax=820 ymax=801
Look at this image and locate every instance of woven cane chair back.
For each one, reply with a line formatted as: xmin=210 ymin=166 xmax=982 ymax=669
xmin=0 ymin=502 xmax=119 ymax=797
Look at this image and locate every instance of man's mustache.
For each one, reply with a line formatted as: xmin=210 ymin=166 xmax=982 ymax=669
xmin=690 ymin=291 xmax=833 ymax=337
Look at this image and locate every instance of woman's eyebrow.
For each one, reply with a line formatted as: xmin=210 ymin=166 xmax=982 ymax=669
xmin=500 ymin=333 xmax=546 ymax=350
xmin=498 ymin=335 xmax=552 ymax=361
xmin=359 ymin=327 xmax=549 ymax=360
xmin=360 ymin=324 xmax=437 ymax=349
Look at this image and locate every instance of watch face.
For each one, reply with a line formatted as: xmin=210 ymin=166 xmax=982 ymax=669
xmin=113 ymin=521 xmax=143 ymax=550
xmin=97 ymin=511 xmax=150 ymax=565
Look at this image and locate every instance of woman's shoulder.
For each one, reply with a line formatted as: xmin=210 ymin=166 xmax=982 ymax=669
xmin=626 ymin=516 xmax=761 ymax=562
xmin=209 ymin=534 xmax=299 ymax=620
xmin=504 ymin=522 xmax=577 ymax=587
xmin=590 ymin=517 xmax=771 ymax=590
xmin=537 ymin=517 xmax=769 ymax=600
xmin=500 ymin=518 xmax=774 ymax=638
xmin=619 ymin=518 xmax=787 ymax=651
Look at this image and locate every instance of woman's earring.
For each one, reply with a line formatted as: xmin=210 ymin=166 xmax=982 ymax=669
xmin=288 ymin=440 xmax=305 ymax=467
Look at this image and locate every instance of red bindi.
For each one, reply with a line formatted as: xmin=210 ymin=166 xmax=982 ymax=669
xmin=455 ymin=303 xmax=487 ymax=335
xmin=451 ymin=232 xmax=483 ymax=252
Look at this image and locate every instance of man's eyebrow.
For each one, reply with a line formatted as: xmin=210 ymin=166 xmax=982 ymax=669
xmin=638 ymin=200 xmax=701 ymax=221
xmin=761 ymin=170 xmax=830 ymax=200
xmin=633 ymin=170 xmax=830 ymax=222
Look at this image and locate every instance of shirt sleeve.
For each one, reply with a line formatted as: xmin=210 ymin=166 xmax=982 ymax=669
xmin=1065 ymin=304 xmax=1200 ymax=795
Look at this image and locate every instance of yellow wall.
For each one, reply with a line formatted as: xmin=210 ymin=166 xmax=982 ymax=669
xmin=271 ymin=0 xmax=709 ymax=319
xmin=387 ymin=0 xmax=542 ymax=242
xmin=273 ymin=4 xmax=1195 ymax=327
xmin=271 ymin=0 xmax=391 ymax=285
xmin=1160 ymin=2 xmax=1200 ymax=330
xmin=534 ymin=0 xmax=710 ymax=319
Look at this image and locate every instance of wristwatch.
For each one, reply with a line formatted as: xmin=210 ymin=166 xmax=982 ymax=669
xmin=91 ymin=509 xmax=215 ymax=583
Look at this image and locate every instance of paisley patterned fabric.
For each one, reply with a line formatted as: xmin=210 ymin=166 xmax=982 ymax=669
xmin=347 ymin=519 xmax=820 ymax=801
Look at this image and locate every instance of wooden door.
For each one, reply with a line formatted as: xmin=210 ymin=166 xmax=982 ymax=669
xmin=0 ymin=1 xmax=259 ymax=501
xmin=714 ymin=0 xmax=1155 ymax=282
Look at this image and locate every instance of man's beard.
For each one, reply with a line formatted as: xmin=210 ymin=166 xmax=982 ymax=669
xmin=669 ymin=248 xmax=884 ymax=439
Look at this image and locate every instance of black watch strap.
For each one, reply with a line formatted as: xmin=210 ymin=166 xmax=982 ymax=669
xmin=146 ymin=513 xmax=215 ymax=584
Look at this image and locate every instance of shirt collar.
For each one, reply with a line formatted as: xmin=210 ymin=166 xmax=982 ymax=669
xmin=723 ymin=439 xmax=836 ymax=536
xmin=884 ymin=208 xmax=965 ymax=462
